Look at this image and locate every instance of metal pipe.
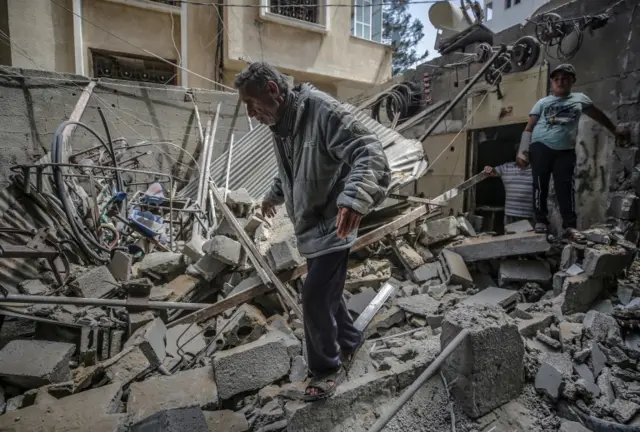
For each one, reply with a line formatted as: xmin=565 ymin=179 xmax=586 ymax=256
xmin=367 ymin=329 xmax=470 ymax=432
xmin=223 ymin=134 xmax=235 ymax=202
xmin=419 ymin=45 xmax=507 ymax=143
xmin=0 ymin=293 xmax=216 ymax=311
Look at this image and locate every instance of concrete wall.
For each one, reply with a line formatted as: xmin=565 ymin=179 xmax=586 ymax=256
xmin=0 ymin=66 xmax=250 ymax=189
xmin=223 ymin=0 xmax=393 ymax=96
xmin=405 ymin=0 xmax=640 ymax=229
xmin=485 ymin=0 xmax=551 ymax=33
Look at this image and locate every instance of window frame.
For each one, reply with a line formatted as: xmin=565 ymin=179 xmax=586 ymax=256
xmin=351 ymin=0 xmax=383 ymax=44
xmin=259 ymin=0 xmax=330 ymax=34
xmin=505 ymin=0 xmax=512 ymax=9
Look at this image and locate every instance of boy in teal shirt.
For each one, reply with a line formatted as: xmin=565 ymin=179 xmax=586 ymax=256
xmin=518 ymin=64 xmax=628 ymax=242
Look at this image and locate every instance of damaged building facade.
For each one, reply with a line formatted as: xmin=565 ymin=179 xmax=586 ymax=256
xmin=0 ymin=0 xmax=639 ymax=431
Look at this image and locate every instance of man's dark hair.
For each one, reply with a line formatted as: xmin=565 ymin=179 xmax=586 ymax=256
xmin=234 ymin=62 xmax=290 ymax=95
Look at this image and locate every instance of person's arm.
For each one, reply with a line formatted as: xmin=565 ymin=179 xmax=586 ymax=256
xmin=583 ymin=105 xmax=617 ymax=135
xmin=519 ymin=99 xmax=543 ymax=155
xmin=321 ymin=105 xmax=391 ymax=237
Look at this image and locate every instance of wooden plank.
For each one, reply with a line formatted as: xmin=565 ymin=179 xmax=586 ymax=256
xmin=209 ymin=183 xmax=303 ymax=318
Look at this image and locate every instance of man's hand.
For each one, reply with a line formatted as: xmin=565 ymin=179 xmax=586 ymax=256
xmin=483 ymin=166 xmax=497 ymax=176
xmin=336 ymin=207 xmax=362 ymax=239
xmin=261 ymin=200 xmax=278 ymax=218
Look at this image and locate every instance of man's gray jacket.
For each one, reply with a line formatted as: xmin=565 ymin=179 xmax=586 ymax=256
xmin=264 ymin=84 xmax=391 ymax=258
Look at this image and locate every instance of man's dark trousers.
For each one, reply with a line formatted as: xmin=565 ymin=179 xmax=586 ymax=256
xmin=530 ymin=141 xmax=577 ymax=229
xmin=302 ymin=248 xmax=363 ymax=375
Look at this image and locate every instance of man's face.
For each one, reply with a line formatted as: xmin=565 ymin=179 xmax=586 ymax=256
xmin=239 ymin=81 xmax=282 ymax=126
xmin=551 ymin=72 xmax=574 ymax=96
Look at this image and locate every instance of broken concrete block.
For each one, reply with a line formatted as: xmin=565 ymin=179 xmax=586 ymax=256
xmin=559 ymin=420 xmax=591 ymax=432
xmin=192 ymin=255 xmax=227 ymax=281
xmin=128 ymin=367 xmax=218 ymax=423
xmin=395 ymin=294 xmax=440 ymax=318
xmin=128 ymin=310 xmax=155 ymax=336
xmin=583 ymin=246 xmax=633 ymax=278
xmin=213 ymin=333 xmax=292 ymax=400
xmin=418 ymin=216 xmax=459 ymax=246
xmin=203 ymin=410 xmax=249 ymax=432
xmin=289 ymin=355 xmax=308 ymax=383
xmin=226 ymin=188 xmax=254 ymax=218
xmin=412 ymin=262 xmax=442 ymax=283
xmin=441 ymin=304 xmax=524 ymax=418
xmin=125 ymin=318 xmax=167 ymax=367
xmin=151 ymin=274 xmax=202 ymax=302
xmin=457 ymin=216 xmax=477 ymax=236
xmin=535 ymin=362 xmax=564 ymax=400
xmin=17 ymin=279 xmax=49 ymax=295
xmin=518 ymin=313 xmax=553 ymax=338
xmin=504 ymin=219 xmax=533 ymax=234
xmin=203 ymin=235 xmax=242 ymax=266
xmin=0 ymin=339 xmax=75 ymax=389
xmin=440 ymin=249 xmax=472 ymax=288
xmin=394 ymin=239 xmax=424 ymax=270
xmin=426 ymin=283 xmax=448 ymax=300
xmin=131 ymin=406 xmax=209 ymax=432
xmin=366 ymin=306 xmax=405 ymax=337
xmin=165 ymin=324 xmax=207 ymax=366
xmin=561 ymin=275 xmax=605 ymax=314
xmin=612 ymin=398 xmax=640 ymax=424
xmin=448 ymin=233 xmax=549 ymax=262
xmin=553 ymin=271 xmax=568 ymax=295
xmin=217 ymin=304 xmax=268 ymax=349
xmin=575 ymin=378 xmax=600 ymax=399
xmin=267 ymin=239 xmax=303 ymax=271
xmin=139 ymin=252 xmax=185 ymax=281
xmin=347 ymin=287 xmax=377 ymax=316
xmin=461 ymin=287 xmax=519 ymax=312
xmin=591 ymin=343 xmax=607 ymax=378
xmin=574 ymin=362 xmax=595 ymax=383
xmin=498 ymin=259 xmax=551 ymax=286
xmin=560 ymin=245 xmax=579 ymax=270
xmin=597 ymin=367 xmax=615 ymax=403
xmin=5 ymin=395 xmax=24 ymax=412
xmin=558 ymin=322 xmax=583 ymax=351
xmin=108 ymin=250 xmax=132 ymax=281
xmin=618 ymin=285 xmax=634 ymax=305
xmin=71 ymin=265 xmax=118 ymax=298
xmin=583 ymin=310 xmax=621 ymax=343
xmin=536 ymin=331 xmax=561 ymax=349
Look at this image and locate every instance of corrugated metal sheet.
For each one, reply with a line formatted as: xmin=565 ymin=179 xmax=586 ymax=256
xmin=181 ymin=103 xmax=428 ymax=201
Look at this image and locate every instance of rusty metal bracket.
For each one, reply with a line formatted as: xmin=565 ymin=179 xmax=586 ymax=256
xmin=123 ymin=278 xmax=152 ymax=313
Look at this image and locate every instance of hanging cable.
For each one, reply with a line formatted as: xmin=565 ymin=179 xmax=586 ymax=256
xmin=370 ymin=82 xmax=423 ymax=126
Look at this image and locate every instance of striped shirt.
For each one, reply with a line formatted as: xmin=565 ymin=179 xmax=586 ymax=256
xmin=496 ymin=162 xmax=533 ymax=218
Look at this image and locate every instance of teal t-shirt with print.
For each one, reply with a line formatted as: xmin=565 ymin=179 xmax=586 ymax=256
xmin=530 ymin=93 xmax=593 ymax=150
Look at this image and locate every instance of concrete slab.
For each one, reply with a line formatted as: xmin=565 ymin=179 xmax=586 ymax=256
xmin=498 ymin=260 xmax=551 ymax=286
xmin=394 ymin=294 xmax=440 ymax=318
xmin=461 ymin=287 xmax=519 ymax=311
xmin=560 ymin=245 xmax=579 ymax=270
xmin=560 ymin=420 xmax=591 ymax=432
xmin=18 ymin=279 xmax=49 ymax=295
xmin=131 ymin=406 xmax=209 ymax=432
xmin=0 ymin=339 xmax=75 ymax=389
xmin=591 ymin=343 xmax=607 ymax=378
xmin=138 ymin=252 xmax=185 ymax=281
xmin=535 ymin=362 xmax=564 ymax=400
xmin=441 ymin=304 xmax=524 ymax=418
xmin=127 ymin=367 xmax=218 ymax=423
xmin=447 ymin=233 xmax=549 ymax=262
xmin=583 ymin=310 xmax=621 ymax=343
xmin=203 ymin=410 xmax=249 ymax=432
xmin=71 ymin=265 xmax=118 ymax=298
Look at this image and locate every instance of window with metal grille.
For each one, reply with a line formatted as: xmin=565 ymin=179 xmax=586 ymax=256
xmin=91 ymin=50 xmax=178 ymax=85
xmin=269 ymin=0 xmax=320 ymax=24
xmin=148 ymin=0 xmax=180 ymax=5
xmin=351 ymin=0 xmax=383 ymax=43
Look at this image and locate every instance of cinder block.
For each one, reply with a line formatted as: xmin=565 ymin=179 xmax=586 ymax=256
xmin=71 ymin=265 xmax=118 ymax=298
xmin=419 ymin=216 xmax=459 ymax=246
xmin=216 ymin=304 xmax=268 ymax=349
xmin=441 ymin=304 xmax=524 ymax=418
xmin=440 ymin=249 xmax=473 ymax=288
xmin=267 ymin=238 xmax=303 ymax=271
xmin=583 ymin=246 xmax=633 ymax=278
xmin=561 ymin=275 xmax=605 ymax=314
xmin=0 ymin=340 xmax=75 ymax=389
xmin=203 ymin=236 xmax=242 ymax=266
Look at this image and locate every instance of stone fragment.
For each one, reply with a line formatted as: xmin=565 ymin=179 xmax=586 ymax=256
xmin=192 ymin=255 xmax=227 ymax=281
xmin=289 ymin=355 xmax=308 ymax=382
xmin=535 ymin=362 xmax=564 ymax=399
xmin=164 ymin=324 xmax=206 ymax=366
xmin=70 ymin=265 xmax=118 ymax=298
xmin=427 ymin=283 xmax=448 ymax=300
xmin=217 ymin=304 xmax=268 ymax=349
xmin=138 ymin=252 xmax=185 ymax=281
xmin=574 ymin=363 xmax=595 ymax=383
xmin=418 ymin=216 xmax=459 ymax=245
xmin=576 ymin=378 xmax=601 ymax=399
xmin=440 ymin=249 xmax=472 ymax=288
xmin=131 ymin=406 xmax=209 ymax=432
xmin=394 ymin=239 xmax=424 ymax=270
xmin=538 ymin=352 xmax=573 ymax=375
xmin=203 ymin=235 xmax=242 ymax=266
xmin=127 ymin=367 xmax=218 ymax=423
xmin=0 ymin=339 xmax=75 ymax=389
xmin=128 ymin=310 xmax=155 ymax=336
xmin=583 ymin=310 xmax=621 ymax=343
xmin=559 ymin=420 xmax=590 ymax=432
xmin=226 ymin=188 xmax=254 ymax=218
xmin=518 ymin=313 xmax=553 ymax=338
xmin=593 ymin=299 xmax=615 ymax=315
xmin=591 ymin=343 xmax=607 ymax=378
xmin=566 ymin=264 xmax=584 ymax=276
xmin=583 ymin=247 xmax=633 ymax=278
xmin=457 ymin=216 xmax=477 ymax=236
xmin=597 ymin=368 xmax=615 ymax=403
xmin=574 ymin=348 xmax=590 ymax=363
xmin=618 ymin=285 xmax=634 ymax=305
xmin=558 ymin=322 xmax=583 ymax=351
xmin=612 ymin=398 xmax=640 ymax=424
xmin=536 ymin=331 xmax=561 ymax=349
xmin=5 ymin=395 xmax=24 ymax=412
xmin=447 ymin=233 xmax=549 ymax=262
xmin=267 ymin=238 xmax=303 ymax=271
xmin=504 ymin=219 xmax=533 ymax=234
xmin=125 ymin=318 xmax=167 ymax=367
xmin=499 ymin=260 xmax=551 ymax=286
xmin=441 ymin=304 xmax=524 ymax=418
xmin=18 ymin=279 xmax=49 ymax=295
xmin=395 ymin=294 xmax=440 ymax=318
xmin=560 ymin=245 xmax=579 ymax=270
xmin=213 ymin=333 xmax=292 ymax=400
xmin=461 ymin=287 xmax=519 ymax=312
xmin=412 ymin=262 xmax=442 ymax=283
xmin=347 ymin=287 xmax=377 ymax=316
xmin=203 ymin=410 xmax=249 ymax=432
xmin=366 ymin=306 xmax=405 ymax=337
xmin=108 ymin=250 xmax=132 ymax=281
xmin=561 ymin=275 xmax=605 ymax=314
xmin=553 ymin=271 xmax=568 ymax=295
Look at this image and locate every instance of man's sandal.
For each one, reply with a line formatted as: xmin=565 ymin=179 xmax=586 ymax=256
xmin=341 ymin=339 xmax=365 ymax=373
xmin=566 ymin=228 xmax=586 ymax=244
xmin=302 ymin=367 xmax=346 ymax=402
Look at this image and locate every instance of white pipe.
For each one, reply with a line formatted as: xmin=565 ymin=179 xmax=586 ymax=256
xmin=72 ymin=0 xmax=85 ymax=76
xmin=180 ymin=0 xmax=188 ymax=88
xmin=223 ymin=134 xmax=234 ymax=202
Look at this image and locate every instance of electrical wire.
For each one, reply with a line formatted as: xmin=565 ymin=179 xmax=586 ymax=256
xmin=370 ymin=82 xmax=422 ymax=125
xmin=165 ymin=0 xmax=443 ymax=7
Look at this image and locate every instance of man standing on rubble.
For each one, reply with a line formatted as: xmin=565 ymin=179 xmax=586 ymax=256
xmin=234 ymin=62 xmax=391 ymax=401
xmin=519 ymin=64 xmax=629 ymax=242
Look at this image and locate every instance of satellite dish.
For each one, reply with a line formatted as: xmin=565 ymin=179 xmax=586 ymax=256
xmin=429 ymin=1 xmax=473 ymax=32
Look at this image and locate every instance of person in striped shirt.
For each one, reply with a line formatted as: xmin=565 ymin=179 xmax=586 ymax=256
xmin=484 ymin=155 xmax=534 ymax=227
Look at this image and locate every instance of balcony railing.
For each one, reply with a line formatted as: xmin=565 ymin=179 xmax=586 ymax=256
xmin=269 ymin=0 xmax=319 ymax=24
